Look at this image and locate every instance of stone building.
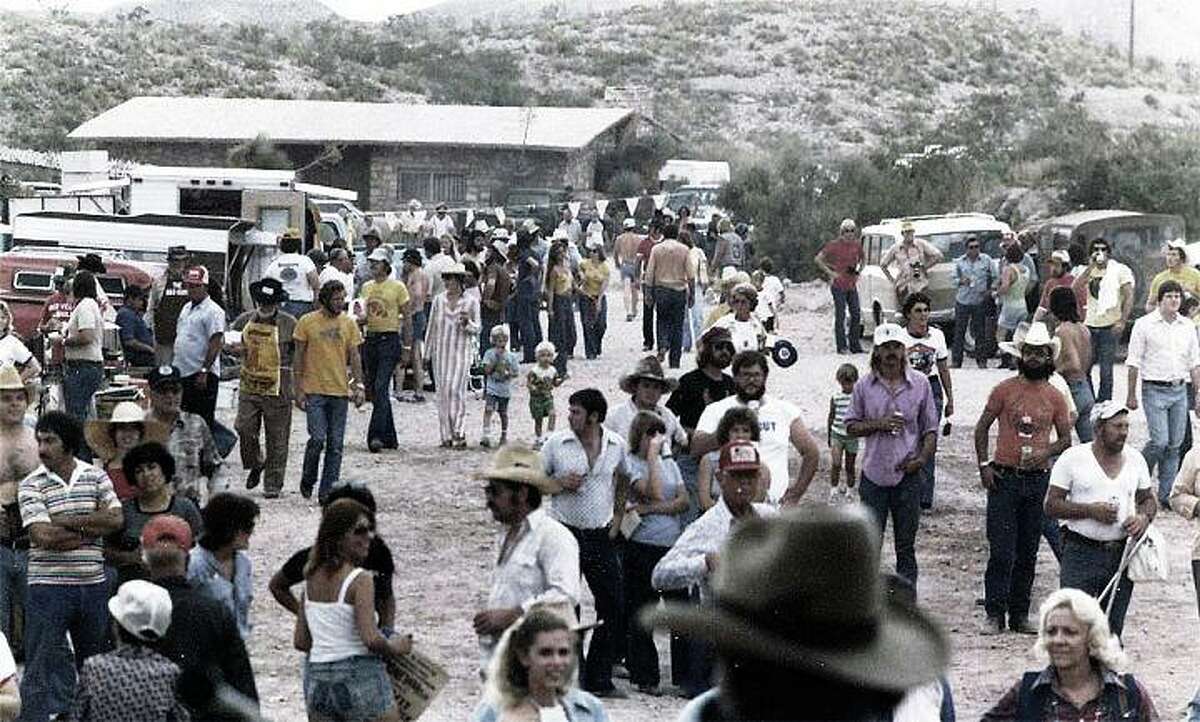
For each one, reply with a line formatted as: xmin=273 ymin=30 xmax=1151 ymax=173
xmin=69 ymin=97 xmax=638 ymax=211
xmin=0 ymin=146 xmax=60 ymax=184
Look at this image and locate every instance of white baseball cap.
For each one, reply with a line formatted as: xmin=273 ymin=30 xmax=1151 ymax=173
xmin=1089 ymin=400 xmax=1129 ymax=427
xmin=1050 ymin=249 xmax=1070 ymax=264
xmin=623 ymin=218 xmax=637 ymax=229
xmin=108 ymin=580 xmax=172 ymax=641
xmin=872 ymin=323 xmax=906 ymax=346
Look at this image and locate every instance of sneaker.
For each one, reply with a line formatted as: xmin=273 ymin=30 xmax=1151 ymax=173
xmin=1009 ymin=617 xmax=1038 ymax=635
xmin=626 ymin=314 xmax=634 ymax=322
xmin=498 ymin=434 xmax=508 ymax=445
xmin=980 ymin=616 xmax=1006 ymax=636
xmin=245 ymin=467 xmax=263 ymax=490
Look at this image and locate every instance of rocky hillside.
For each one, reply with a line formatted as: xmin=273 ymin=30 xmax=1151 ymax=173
xmin=0 ymin=0 xmax=1195 ymax=155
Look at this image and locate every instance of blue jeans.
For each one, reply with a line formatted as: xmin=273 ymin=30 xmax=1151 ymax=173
xmin=0 ymin=547 xmax=25 ymax=643
xmin=1067 ymin=379 xmax=1095 ymax=443
xmin=655 ymin=287 xmax=688 ymax=369
xmin=283 ymin=300 xmax=313 ymax=319
xmin=682 ymin=291 xmax=707 ymax=353
xmin=302 ymin=394 xmax=349 ymax=499
xmin=514 ymin=293 xmax=542 ymax=363
xmin=831 ymin=287 xmax=863 ymax=353
xmin=1088 ymin=325 xmax=1117 ymax=402
xmin=1060 ymin=532 xmax=1134 ymax=637
xmin=363 ymin=333 xmax=400 ymax=448
xmin=675 ymin=453 xmax=701 ymax=527
xmin=859 ymin=472 xmax=921 ymax=587
xmin=549 ymin=294 xmax=576 ymax=375
xmin=984 ymin=467 xmax=1048 ymax=623
xmin=951 ymin=302 xmax=986 ymax=365
xmin=21 ymin=582 xmax=112 ymax=722
xmin=1141 ymin=382 xmax=1188 ymax=505
xmin=920 ymin=377 xmax=943 ymax=509
xmin=578 ymin=294 xmax=607 ymax=359
xmin=63 ymin=360 xmax=103 ymax=423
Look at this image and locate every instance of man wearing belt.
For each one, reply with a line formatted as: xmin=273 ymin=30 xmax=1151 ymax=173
xmin=974 ymin=322 xmax=1072 ymax=635
xmin=0 ymin=365 xmax=35 ymax=649
xmin=540 ymin=388 xmax=629 ymax=698
xmin=228 ymin=278 xmax=296 ymax=498
xmin=1125 ymin=279 xmax=1200 ymax=507
xmin=644 ymin=223 xmax=694 ymax=370
xmin=1046 ymin=401 xmax=1156 ymax=637
xmin=149 ymin=246 xmax=191 ymax=365
xmin=173 ymin=266 xmax=225 ymax=431
xmin=358 ymin=248 xmax=410 ymax=453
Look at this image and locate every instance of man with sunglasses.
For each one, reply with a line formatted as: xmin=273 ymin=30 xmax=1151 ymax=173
xmin=950 ymin=235 xmax=993 ymax=368
xmin=1072 ymin=238 xmax=1134 ymax=402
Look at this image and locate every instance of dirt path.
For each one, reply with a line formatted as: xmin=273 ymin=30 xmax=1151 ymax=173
xmin=240 ymin=282 xmax=1199 ymax=720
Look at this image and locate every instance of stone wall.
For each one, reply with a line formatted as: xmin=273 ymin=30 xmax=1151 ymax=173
xmin=0 ymin=162 xmax=58 ymax=183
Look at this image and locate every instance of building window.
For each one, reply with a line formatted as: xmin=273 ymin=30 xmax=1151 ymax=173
xmin=398 ymin=169 xmax=466 ymax=204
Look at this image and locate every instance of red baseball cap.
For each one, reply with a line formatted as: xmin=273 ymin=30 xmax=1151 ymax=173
xmin=140 ymin=514 xmax=193 ymax=552
xmin=183 ymin=266 xmax=209 ymax=286
xmin=719 ymin=440 xmax=761 ymax=473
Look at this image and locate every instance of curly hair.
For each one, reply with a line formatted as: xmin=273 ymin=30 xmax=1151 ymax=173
xmin=1034 ymin=588 xmax=1127 ymax=673
xmin=484 ymin=608 xmax=577 ymax=711
xmin=717 ymin=406 xmax=760 ymax=444
xmin=122 ymin=442 xmax=176 ymax=489
xmin=198 ymin=493 xmax=260 ymax=552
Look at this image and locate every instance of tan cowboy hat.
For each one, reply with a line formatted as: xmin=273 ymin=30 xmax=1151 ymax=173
xmin=84 ymin=401 xmax=170 ymax=462
xmin=642 ymin=506 xmax=949 ymax=693
xmin=473 ymin=443 xmax=561 ymax=495
xmin=619 ymin=355 xmax=678 ymax=394
xmin=998 ymin=321 xmax=1061 ymax=360
xmin=441 ymin=262 xmax=469 ymax=278
xmin=0 ymin=364 xmax=23 ymax=393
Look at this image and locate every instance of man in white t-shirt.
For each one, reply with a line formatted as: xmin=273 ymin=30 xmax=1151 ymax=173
xmin=428 ymin=203 xmax=456 ymax=240
xmin=1045 ymin=401 xmax=1157 ymax=637
xmin=264 ymin=229 xmax=320 ymax=319
xmin=692 ymin=350 xmax=819 ymax=505
xmin=319 ymin=247 xmax=356 ymax=302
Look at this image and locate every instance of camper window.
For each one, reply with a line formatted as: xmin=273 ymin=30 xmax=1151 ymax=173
xmin=13 ymin=271 xmax=53 ymax=292
xmin=180 ymin=188 xmax=242 ymax=217
xmin=259 ymin=207 xmax=292 ymax=234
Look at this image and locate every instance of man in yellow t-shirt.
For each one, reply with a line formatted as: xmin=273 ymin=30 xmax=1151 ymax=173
xmin=292 ymin=278 xmax=365 ymax=501
xmin=1146 ymin=239 xmax=1200 ymax=312
xmin=358 ymin=247 xmax=411 ymax=453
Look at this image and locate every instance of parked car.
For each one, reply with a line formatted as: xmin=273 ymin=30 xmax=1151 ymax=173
xmin=503 ymin=187 xmax=570 ymax=233
xmin=857 ymin=213 xmax=1013 ymax=335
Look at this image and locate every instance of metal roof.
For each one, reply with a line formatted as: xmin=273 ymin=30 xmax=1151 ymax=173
xmin=70 ymin=97 xmax=636 ymax=151
xmin=1044 ymin=210 xmax=1160 ymax=226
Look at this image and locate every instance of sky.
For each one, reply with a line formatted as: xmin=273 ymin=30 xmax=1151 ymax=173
xmin=0 ymin=0 xmax=446 ymax=21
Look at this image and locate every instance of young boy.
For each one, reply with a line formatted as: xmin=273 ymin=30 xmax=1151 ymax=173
xmin=827 ymin=362 xmax=859 ymax=502
xmin=527 ymin=340 xmax=562 ymax=448
xmin=481 ymin=325 xmax=520 ymax=448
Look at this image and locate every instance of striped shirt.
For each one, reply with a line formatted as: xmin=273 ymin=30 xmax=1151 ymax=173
xmin=830 ymin=390 xmax=852 ymax=437
xmin=19 ymin=461 xmax=119 ymax=586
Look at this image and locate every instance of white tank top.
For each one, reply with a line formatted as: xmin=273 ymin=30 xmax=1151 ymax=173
xmin=304 ymin=567 xmax=372 ymax=663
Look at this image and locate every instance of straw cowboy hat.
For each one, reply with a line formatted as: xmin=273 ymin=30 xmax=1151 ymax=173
xmin=0 ymin=364 xmax=23 ymax=391
xmin=84 ymin=401 xmax=170 ymax=462
xmin=619 ymin=355 xmax=678 ymax=394
xmin=642 ymin=506 xmax=949 ymax=692
xmin=999 ymin=321 xmax=1061 ymax=360
xmin=441 ymin=262 xmax=469 ymax=278
xmin=473 ymin=443 xmax=562 ymax=495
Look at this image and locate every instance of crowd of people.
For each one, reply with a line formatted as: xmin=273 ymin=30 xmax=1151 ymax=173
xmin=0 ymin=203 xmax=1199 ymax=721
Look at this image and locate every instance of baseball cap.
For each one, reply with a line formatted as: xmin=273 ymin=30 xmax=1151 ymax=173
xmin=840 ymin=218 xmax=857 ymax=231
xmin=623 ymin=218 xmax=637 ymax=229
xmin=183 ymin=266 xmax=209 ymax=286
xmin=719 ymin=440 xmax=761 ymax=473
xmin=108 ymin=580 xmax=173 ymax=642
xmin=147 ymin=365 xmax=182 ymax=390
xmin=139 ymin=514 xmax=194 ymax=552
xmin=367 ymin=247 xmax=392 ymax=263
xmin=1050 ymin=249 xmax=1070 ymax=264
xmin=1090 ymin=400 xmax=1129 ymax=427
xmin=873 ymin=323 xmax=906 ymax=346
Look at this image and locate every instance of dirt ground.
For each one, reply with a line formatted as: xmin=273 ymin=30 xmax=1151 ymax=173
xmin=237 ymin=281 xmax=1200 ymax=721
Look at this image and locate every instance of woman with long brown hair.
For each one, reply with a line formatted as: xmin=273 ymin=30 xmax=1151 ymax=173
xmin=294 ymin=499 xmax=412 ymax=722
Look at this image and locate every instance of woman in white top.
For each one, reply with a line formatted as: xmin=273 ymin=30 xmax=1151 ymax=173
xmin=295 ymin=498 xmax=412 ymax=722
xmin=0 ymin=300 xmax=39 ymax=394
xmin=59 ymin=271 xmax=105 ymax=424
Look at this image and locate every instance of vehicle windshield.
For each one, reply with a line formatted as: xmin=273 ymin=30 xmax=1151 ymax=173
xmin=878 ymin=229 xmax=1006 ymax=258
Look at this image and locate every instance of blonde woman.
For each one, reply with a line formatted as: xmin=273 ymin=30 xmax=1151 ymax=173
xmin=983 ymin=588 xmax=1158 ymax=721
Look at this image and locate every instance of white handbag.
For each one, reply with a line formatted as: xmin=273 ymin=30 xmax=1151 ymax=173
xmin=1124 ymin=524 xmax=1170 ymax=583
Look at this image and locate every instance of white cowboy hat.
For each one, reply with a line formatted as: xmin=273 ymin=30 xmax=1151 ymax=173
xmin=84 ymin=401 xmax=170 ymax=462
xmin=999 ymin=321 xmax=1061 ymax=360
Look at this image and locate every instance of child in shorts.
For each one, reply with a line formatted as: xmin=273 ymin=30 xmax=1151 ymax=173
xmin=527 ymin=341 xmax=562 ymax=448
xmin=481 ymin=324 xmax=520 ymax=448
xmin=827 ymin=363 xmax=860 ymax=502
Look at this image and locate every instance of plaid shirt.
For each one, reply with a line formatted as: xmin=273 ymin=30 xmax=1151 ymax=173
xmin=154 ymin=411 xmax=224 ymax=505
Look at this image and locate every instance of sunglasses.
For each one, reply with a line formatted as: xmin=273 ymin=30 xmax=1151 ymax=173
xmin=352 ymin=524 xmax=374 ymax=536
xmin=712 ymin=342 xmax=736 ymax=352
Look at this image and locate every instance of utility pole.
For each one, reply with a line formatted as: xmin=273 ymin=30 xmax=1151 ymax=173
xmin=1129 ymin=0 xmax=1135 ymax=69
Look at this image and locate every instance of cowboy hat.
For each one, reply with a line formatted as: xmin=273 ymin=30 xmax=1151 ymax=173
xmin=367 ymin=247 xmax=392 ymax=264
xmin=248 ymin=277 xmax=288 ymax=306
xmin=84 ymin=401 xmax=170 ymax=462
xmin=641 ymin=506 xmax=949 ymax=692
xmin=0 ymin=364 xmax=24 ymax=393
xmin=441 ymin=262 xmax=468 ymax=278
xmin=77 ymin=253 xmax=106 ymax=274
xmin=619 ymin=355 xmax=678 ymax=394
xmin=473 ymin=443 xmax=561 ymax=495
xmin=999 ymin=321 xmax=1061 ymax=360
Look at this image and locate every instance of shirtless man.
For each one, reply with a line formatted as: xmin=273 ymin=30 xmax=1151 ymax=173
xmin=613 ymin=218 xmax=644 ymax=322
xmin=397 ymin=248 xmax=431 ymax=402
xmin=0 ymin=364 xmax=37 ymax=645
xmin=1048 ymin=286 xmax=1094 ymax=443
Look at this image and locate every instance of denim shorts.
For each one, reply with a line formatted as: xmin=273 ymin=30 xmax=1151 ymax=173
xmin=411 ymin=307 xmax=429 ymax=344
xmin=485 ymin=393 xmax=510 ymax=414
xmin=305 ymin=654 xmax=393 ymax=721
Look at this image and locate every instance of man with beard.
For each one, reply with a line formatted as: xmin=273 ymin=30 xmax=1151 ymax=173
xmin=1046 ymin=402 xmax=1156 ymax=637
xmin=974 ymin=322 xmax=1072 ymax=635
xmin=1073 ymin=238 xmax=1134 ymax=402
xmin=845 ymin=324 xmax=938 ymax=587
xmin=692 ymin=350 xmax=819 ymax=506
xmin=472 ymin=443 xmax=579 ymax=670
xmin=0 ymin=365 xmax=36 ymax=648
xmin=1126 ymin=279 xmax=1200 ymax=508
xmin=668 ymin=326 xmax=737 ymax=522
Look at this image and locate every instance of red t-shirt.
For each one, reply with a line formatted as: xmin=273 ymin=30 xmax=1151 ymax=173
xmin=1038 ymin=273 xmax=1087 ymax=316
xmin=821 ymin=239 xmax=864 ymax=291
xmin=984 ymin=377 xmax=1070 ymax=468
xmin=107 ymin=467 xmax=137 ymax=502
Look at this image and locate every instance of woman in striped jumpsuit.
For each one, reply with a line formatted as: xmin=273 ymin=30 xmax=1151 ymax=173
xmin=425 ymin=263 xmax=480 ymax=447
